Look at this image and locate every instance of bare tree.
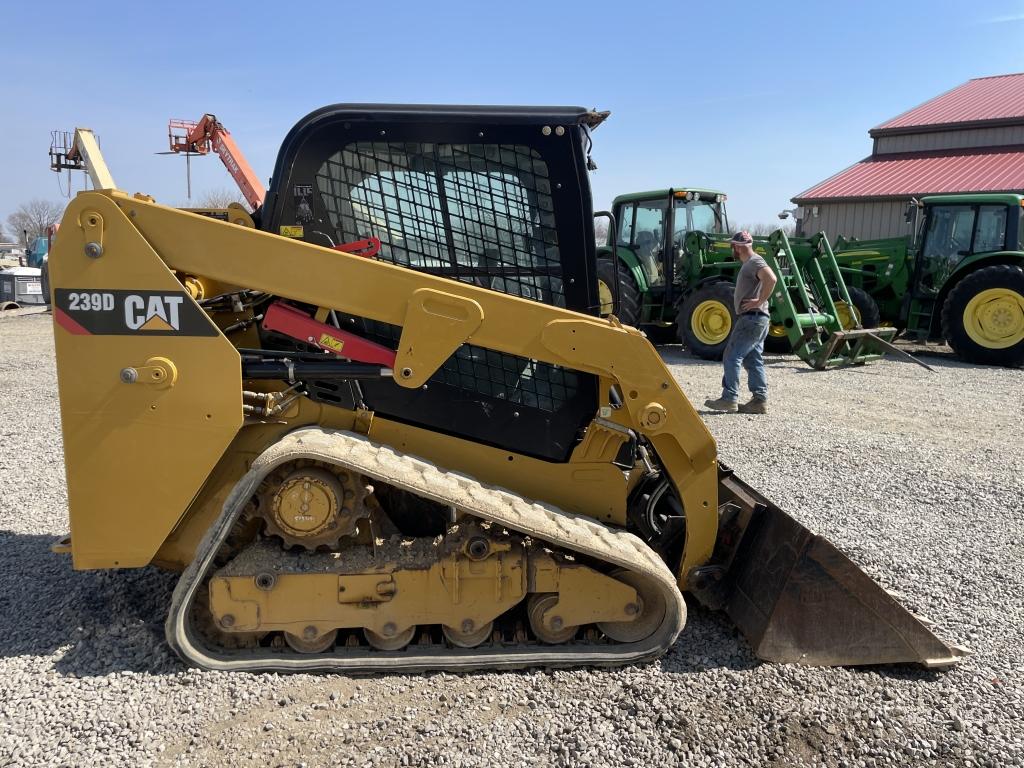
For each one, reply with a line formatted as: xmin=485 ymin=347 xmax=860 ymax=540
xmin=6 ymin=199 xmax=64 ymax=246
xmin=193 ymin=188 xmax=246 ymax=209
xmin=737 ymin=222 xmax=796 ymax=237
xmin=594 ymin=220 xmax=609 ymax=244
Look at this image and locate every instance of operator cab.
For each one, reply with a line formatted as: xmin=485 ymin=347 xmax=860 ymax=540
xmin=913 ymin=194 xmax=1022 ymax=296
xmin=25 ymin=236 xmax=50 ymax=269
xmin=260 ymin=104 xmax=609 ymax=462
xmin=614 ymin=188 xmax=729 ymax=287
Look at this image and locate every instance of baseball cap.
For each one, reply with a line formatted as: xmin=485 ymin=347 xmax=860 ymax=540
xmin=730 ymin=231 xmax=753 ymax=246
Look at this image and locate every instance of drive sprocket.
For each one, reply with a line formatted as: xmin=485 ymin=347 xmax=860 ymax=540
xmin=253 ymin=462 xmax=372 ymax=549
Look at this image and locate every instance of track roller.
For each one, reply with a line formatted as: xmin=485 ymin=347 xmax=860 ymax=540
xmin=528 ymin=593 xmax=579 ymax=644
xmin=597 ymin=568 xmax=671 ymax=643
xmin=284 ymin=628 xmax=338 ymax=654
xmin=364 ymin=625 xmax=416 ymax=651
xmin=442 ymin=621 xmax=494 ymax=648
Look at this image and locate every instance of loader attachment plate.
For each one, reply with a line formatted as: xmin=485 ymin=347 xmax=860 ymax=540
xmin=698 ymin=467 xmax=967 ymax=667
xmin=807 ymin=326 xmax=898 ymax=369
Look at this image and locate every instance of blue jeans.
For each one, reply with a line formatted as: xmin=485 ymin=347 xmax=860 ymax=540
xmin=721 ymin=314 xmax=769 ymax=402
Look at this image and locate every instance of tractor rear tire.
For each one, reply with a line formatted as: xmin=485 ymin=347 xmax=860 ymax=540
xmin=679 ymin=282 xmax=736 ymax=360
xmin=835 ymin=286 xmax=881 ymax=330
xmin=941 ymin=265 xmax=1024 ymax=367
xmin=596 ymin=257 xmax=640 ymax=327
xmin=764 ymin=325 xmax=792 ymax=354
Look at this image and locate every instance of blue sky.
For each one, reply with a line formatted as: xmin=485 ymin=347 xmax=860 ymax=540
xmin=2 ymin=0 xmax=1023 ymax=233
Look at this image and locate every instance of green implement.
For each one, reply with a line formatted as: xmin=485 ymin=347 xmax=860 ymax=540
xmin=596 ymin=188 xmax=897 ymax=369
xmin=684 ymin=230 xmax=897 ymax=369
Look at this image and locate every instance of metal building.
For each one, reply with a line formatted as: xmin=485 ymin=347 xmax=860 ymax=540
xmin=793 ymin=73 xmax=1024 ymax=240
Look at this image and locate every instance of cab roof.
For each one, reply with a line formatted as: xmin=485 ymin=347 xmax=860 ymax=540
xmin=612 ymin=188 xmax=726 ymax=205
xmin=287 ymin=103 xmax=609 ymax=128
xmin=922 ymin=192 xmax=1024 ymax=206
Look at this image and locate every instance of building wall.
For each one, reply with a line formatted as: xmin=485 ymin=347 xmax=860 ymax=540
xmin=795 ymin=199 xmax=912 ymax=240
xmin=874 ymin=125 xmax=1024 ymax=154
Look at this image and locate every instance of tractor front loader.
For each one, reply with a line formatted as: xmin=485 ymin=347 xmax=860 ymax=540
xmin=46 ymin=105 xmax=964 ymax=672
xmin=684 ymin=230 xmax=899 ymax=369
xmin=595 ymin=188 xmax=896 ymax=368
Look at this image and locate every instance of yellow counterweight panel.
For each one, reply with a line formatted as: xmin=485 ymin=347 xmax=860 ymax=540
xmin=49 ymin=192 xmax=243 ymax=569
xmin=71 ymin=191 xmax=720 ymax=587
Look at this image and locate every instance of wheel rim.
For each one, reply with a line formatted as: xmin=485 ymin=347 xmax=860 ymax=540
xmin=834 ymin=300 xmax=862 ymax=330
xmin=690 ymin=300 xmax=732 ymax=345
xmin=768 ymin=323 xmax=787 ymax=339
xmin=597 ymin=278 xmax=614 ymax=316
xmin=963 ymin=287 xmax=1024 ymax=349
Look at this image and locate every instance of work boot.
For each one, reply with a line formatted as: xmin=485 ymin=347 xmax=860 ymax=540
xmin=704 ymin=397 xmax=738 ymax=413
xmin=738 ymin=398 xmax=768 ymax=414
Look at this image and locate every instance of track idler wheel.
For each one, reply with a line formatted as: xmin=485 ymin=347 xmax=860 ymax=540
xmin=597 ymin=568 xmax=669 ymax=643
xmin=364 ymin=625 xmax=416 ymax=651
xmin=527 ymin=594 xmax=578 ymax=644
xmin=284 ymin=627 xmax=338 ymax=654
xmin=442 ymin=620 xmax=494 ymax=648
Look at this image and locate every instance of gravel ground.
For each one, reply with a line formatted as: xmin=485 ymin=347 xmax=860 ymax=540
xmin=1 ymin=311 xmax=1022 ymax=768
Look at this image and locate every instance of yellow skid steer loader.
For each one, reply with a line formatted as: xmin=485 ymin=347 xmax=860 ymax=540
xmin=46 ymin=105 xmax=965 ymax=672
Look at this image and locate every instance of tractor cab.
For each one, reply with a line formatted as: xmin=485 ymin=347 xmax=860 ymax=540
xmin=895 ymin=193 xmax=1024 ymax=354
xmin=833 ymin=192 xmax=1024 ymax=366
xmin=912 ymin=194 xmax=1022 ymax=298
xmin=598 ymin=188 xmax=728 ymax=326
xmin=25 ymin=236 xmax=50 ymax=269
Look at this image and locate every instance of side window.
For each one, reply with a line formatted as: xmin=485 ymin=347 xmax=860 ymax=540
xmin=314 ymin=140 xmax=579 ymax=414
xmin=951 ymin=209 xmax=976 ymax=252
xmin=316 ymin=142 xmax=561 ymax=306
xmin=634 ymin=200 xmax=668 ymax=288
xmin=617 ymin=203 xmax=635 ymax=246
xmin=923 ymin=206 xmax=974 ymax=261
xmin=974 ymin=205 xmax=1007 ymax=253
xmin=920 ymin=205 xmax=975 ymax=293
xmin=634 ymin=202 xmax=666 ymax=251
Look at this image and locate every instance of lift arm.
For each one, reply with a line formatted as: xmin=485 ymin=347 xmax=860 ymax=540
xmin=168 ymin=115 xmax=265 ymax=212
xmin=49 ymin=129 xmax=117 ymax=190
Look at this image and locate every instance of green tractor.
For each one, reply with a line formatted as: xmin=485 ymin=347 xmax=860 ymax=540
xmin=595 ymin=188 xmax=729 ymax=342
xmin=834 ymin=194 xmax=1024 ymax=367
xmin=596 ymin=188 xmax=887 ymax=367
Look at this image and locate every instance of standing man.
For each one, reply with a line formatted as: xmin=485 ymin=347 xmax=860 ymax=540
xmin=705 ymin=231 xmax=778 ymax=414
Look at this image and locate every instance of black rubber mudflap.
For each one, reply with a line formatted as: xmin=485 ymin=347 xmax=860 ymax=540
xmin=716 ymin=473 xmax=968 ymax=667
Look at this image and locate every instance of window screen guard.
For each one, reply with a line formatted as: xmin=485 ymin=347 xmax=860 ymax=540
xmin=317 ymin=142 xmax=564 ymax=305
xmin=315 ymin=141 xmax=580 ymax=414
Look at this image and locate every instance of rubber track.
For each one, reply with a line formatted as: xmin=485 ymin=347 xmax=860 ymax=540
xmin=166 ymin=427 xmax=686 ymax=673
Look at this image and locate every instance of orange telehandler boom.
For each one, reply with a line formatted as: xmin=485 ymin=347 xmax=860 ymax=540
xmin=167 ymin=114 xmax=265 ymax=211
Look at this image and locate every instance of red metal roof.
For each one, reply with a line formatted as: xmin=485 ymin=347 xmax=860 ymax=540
xmin=793 ymin=145 xmax=1024 ymax=201
xmin=873 ymin=73 xmax=1024 ymax=133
